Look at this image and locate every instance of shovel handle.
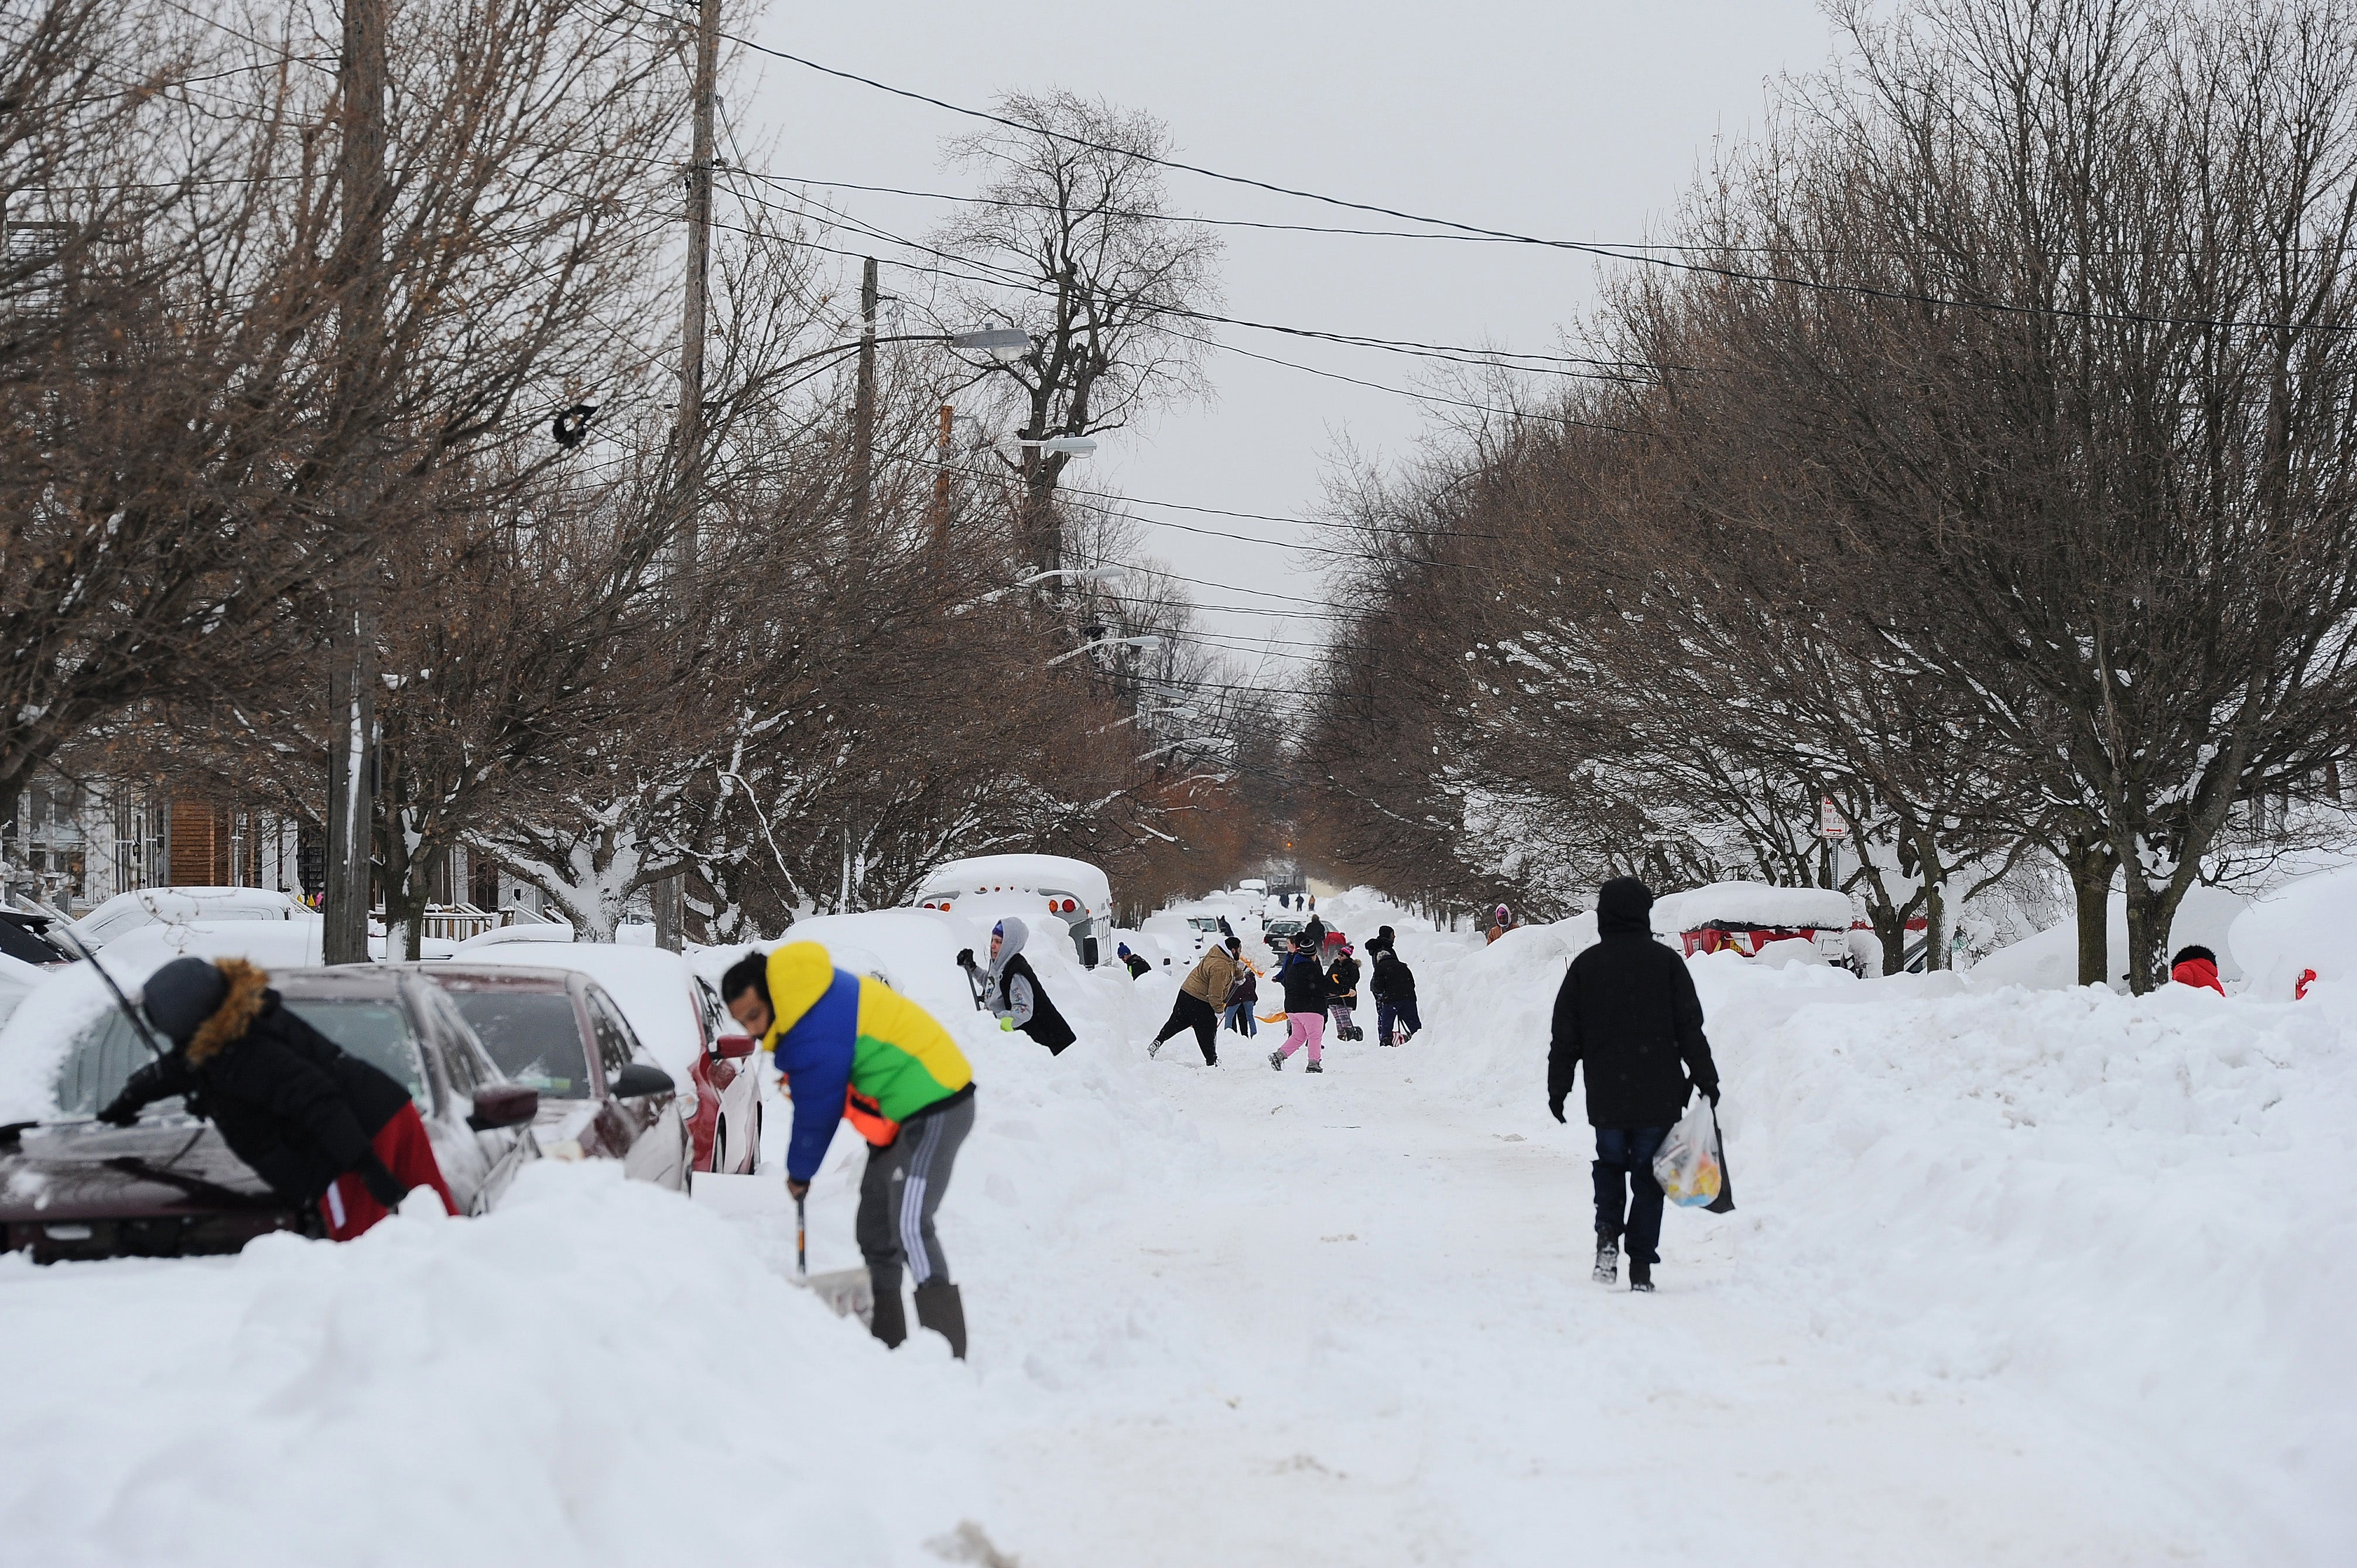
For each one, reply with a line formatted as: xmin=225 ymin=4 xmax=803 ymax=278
xmin=795 ymin=1193 xmax=807 ymax=1279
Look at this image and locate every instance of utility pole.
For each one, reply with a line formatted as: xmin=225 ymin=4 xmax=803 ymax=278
xmin=932 ymin=403 xmax=954 ymax=550
xmin=850 ymin=256 xmax=878 ymax=530
xmin=653 ymin=0 xmax=719 ymax=954
xmin=323 ymin=0 xmax=386 ymax=966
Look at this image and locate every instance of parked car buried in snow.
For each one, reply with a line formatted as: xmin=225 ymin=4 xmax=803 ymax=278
xmin=395 ymin=963 xmax=688 ymax=1189
xmin=442 ymin=942 xmax=761 ymax=1177
xmin=0 ymin=966 xmax=541 ymax=1263
xmin=1647 ymin=882 xmax=1856 ymax=966
xmin=911 ymin=853 xmax=1114 ymax=968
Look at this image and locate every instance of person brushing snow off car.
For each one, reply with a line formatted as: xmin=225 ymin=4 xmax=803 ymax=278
xmin=1269 ymin=926 xmax=1332 ymax=1073
xmin=97 ymin=956 xmax=456 ymax=1239
xmin=1547 ymin=877 xmax=1721 ymax=1293
xmin=723 ymin=942 xmax=977 ymax=1357
xmin=1151 ymin=934 xmax=1240 ymax=1064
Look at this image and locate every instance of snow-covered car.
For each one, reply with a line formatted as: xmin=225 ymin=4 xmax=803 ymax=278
xmin=0 ymin=967 xmax=541 ymax=1264
xmin=394 ymin=963 xmax=688 ymax=1190
xmin=1650 ymin=882 xmax=1856 ymax=965
xmin=70 ymin=887 xmax=312 ymax=950
xmin=447 ymin=942 xmax=760 ymax=1177
xmin=911 ymin=853 xmax=1114 ymax=967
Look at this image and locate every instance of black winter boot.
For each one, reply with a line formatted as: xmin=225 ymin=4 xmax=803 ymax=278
xmin=1592 ymin=1230 xmax=1619 ymax=1285
xmin=869 ymin=1272 xmax=908 ymax=1348
xmin=1629 ymin=1259 xmax=1654 ymax=1293
xmin=914 ymin=1280 xmax=968 ymax=1360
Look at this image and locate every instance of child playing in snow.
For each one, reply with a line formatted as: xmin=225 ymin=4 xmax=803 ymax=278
xmin=1269 ymin=931 xmax=1331 ymax=1073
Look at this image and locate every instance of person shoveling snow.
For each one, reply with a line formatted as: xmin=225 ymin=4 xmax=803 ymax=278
xmin=723 ymin=943 xmax=977 ymax=1358
xmin=1269 ymin=929 xmax=1332 ymax=1073
xmin=1151 ymin=935 xmax=1238 ymax=1065
xmin=966 ymin=917 xmax=1077 ymax=1056
xmin=1547 ymin=878 xmax=1722 ymax=1293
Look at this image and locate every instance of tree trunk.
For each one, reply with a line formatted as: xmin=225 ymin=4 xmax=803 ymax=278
xmin=2064 ymin=834 xmax=2117 ymax=988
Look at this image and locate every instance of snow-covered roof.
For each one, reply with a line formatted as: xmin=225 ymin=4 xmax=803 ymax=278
xmin=1649 ymin=882 xmax=1854 ymax=933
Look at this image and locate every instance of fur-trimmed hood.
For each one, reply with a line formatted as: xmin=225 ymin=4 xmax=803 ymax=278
xmin=186 ymin=958 xmax=271 ymax=1064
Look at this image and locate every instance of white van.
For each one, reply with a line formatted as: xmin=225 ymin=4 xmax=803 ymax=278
xmin=911 ymin=854 xmax=1114 ymax=968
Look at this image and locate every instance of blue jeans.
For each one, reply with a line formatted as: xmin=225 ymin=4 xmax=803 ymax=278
xmin=1375 ymin=995 xmax=1422 ymax=1045
xmin=1593 ymin=1125 xmax=1671 ymax=1266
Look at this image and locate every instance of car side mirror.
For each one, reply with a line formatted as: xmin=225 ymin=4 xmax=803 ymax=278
xmin=608 ymin=1062 xmax=675 ymax=1099
xmin=713 ymin=1033 xmax=757 ymax=1060
xmin=467 ymin=1083 xmax=539 ymax=1131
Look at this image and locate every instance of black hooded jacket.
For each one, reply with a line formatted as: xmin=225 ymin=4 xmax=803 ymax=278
xmin=1548 ymin=878 xmax=1720 ymax=1128
xmin=1275 ymin=947 xmax=1329 ymax=1013
xmin=1369 ymin=946 xmax=1415 ymax=1001
xmin=101 ymin=960 xmax=413 ymax=1205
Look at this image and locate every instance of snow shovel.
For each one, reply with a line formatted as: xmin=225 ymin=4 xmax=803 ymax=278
xmin=954 ymin=949 xmax=987 ymax=1012
xmin=788 ymin=1192 xmax=875 ymax=1324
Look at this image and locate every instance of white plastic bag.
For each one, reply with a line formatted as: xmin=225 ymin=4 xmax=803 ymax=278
xmin=1653 ymin=1098 xmax=1723 ymax=1208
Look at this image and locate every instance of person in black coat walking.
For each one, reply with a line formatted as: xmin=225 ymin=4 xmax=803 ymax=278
xmin=1547 ymin=878 xmax=1721 ymax=1292
xmin=97 ymin=956 xmax=457 ymax=1238
xmin=1366 ymin=928 xmax=1422 ymax=1047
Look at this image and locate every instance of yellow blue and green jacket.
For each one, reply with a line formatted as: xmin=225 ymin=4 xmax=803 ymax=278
xmin=758 ymin=942 xmax=975 ymax=1183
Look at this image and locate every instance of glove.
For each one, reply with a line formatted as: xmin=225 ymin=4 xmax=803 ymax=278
xmin=359 ymin=1156 xmax=409 ymax=1210
xmin=1695 ymin=1079 xmax=1720 ymax=1106
xmin=999 ymin=1016 xmax=1015 ymax=1032
xmin=1549 ymin=1095 xmax=1567 ymax=1124
xmin=956 ymin=949 xmax=975 ymax=968
xmin=96 ymin=1095 xmax=140 ymax=1127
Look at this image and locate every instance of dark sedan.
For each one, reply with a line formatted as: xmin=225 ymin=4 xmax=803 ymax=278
xmin=1 ymin=966 xmax=541 ymax=1263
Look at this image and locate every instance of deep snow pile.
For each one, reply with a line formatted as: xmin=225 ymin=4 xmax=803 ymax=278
xmin=5 ymin=881 xmax=2351 ymax=1562
xmin=0 ymin=1162 xmax=988 ymax=1567
xmin=1405 ymin=915 xmax=2355 ymax=1557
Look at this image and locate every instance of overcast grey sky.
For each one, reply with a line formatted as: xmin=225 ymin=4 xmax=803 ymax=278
xmin=732 ymin=1 xmax=1839 ymax=676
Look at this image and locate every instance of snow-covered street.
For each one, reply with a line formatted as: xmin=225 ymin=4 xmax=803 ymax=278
xmin=4 ymin=892 xmax=2348 ymax=1566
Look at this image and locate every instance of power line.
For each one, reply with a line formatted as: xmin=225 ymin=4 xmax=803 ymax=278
xmin=703 ymin=17 xmax=2357 ymax=339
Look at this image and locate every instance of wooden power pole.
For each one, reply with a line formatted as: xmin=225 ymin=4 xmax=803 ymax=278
xmin=654 ymin=0 xmax=720 ymax=953
xmin=850 ymin=255 xmax=878 ymax=530
xmin=323 ymin=0 xmax=386 ymax=966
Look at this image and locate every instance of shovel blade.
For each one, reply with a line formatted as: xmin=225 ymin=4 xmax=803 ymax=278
xmin=792 ymin=1265 xmax=874 ymax=1324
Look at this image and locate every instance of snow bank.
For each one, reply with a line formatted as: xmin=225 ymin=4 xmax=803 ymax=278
xmin=1649 ymin=879 xmax=1854 ymax=933
xmin=0 ymin=1161 xmax=988 ymax=1566
xmin=1972 ymin=883 xmax=2250 ymax=990
xmin=1401 ymin=913 xmax=2353 ymax=1555
xmin=2231 ymin=862 xmax=2357 ymax=1001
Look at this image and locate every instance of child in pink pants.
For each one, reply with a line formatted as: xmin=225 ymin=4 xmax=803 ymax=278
xmin=1271 ymin=1008 xmax=1326 ymax=1071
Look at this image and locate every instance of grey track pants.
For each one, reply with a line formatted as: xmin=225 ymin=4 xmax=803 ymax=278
xmin=856 ymin=1089 xmax=976 ymax=1291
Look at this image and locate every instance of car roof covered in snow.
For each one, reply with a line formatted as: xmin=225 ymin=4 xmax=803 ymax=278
xmin=912 ymin=854 xmax=1111 ymax=910
xmin=1648 ymin=882 xmax=1855 ymax=933
xmin=447 ymin=942 xmax=709 ymax=1071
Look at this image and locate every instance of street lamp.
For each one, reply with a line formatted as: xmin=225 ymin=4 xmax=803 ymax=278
xmin=1046 ymin=634 xmax=1159 ymax=668
xmin=1017 ymin=565 xmax=1124 ymax=588
xmin=1016 ymin=433 xmax=1099 ymax=456
xmin=948 ymin=326 xmax=1031 ymax=360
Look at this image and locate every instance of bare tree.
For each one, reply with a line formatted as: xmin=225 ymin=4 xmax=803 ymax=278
xmin=929 ymin=93 xmax=1222 ymax=578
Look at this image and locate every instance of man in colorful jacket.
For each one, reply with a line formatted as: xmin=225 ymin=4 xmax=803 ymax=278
xmin=721 ymin=942 xmax=977 ymax=1357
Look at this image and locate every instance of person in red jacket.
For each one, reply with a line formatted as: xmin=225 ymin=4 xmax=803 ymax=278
xmin=2170 ymin=945 xmax=2225 ymax=994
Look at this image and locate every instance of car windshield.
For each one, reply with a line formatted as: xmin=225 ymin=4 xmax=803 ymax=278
xmin=446 ymin=991 xmax=591 ymax=1099
xmin=51 ymin=991 xmax=424 ymax=1113
xmin=54 ymin=1010 xmax=174 ymax=1116
xmin=0 ymin=920 xmax=69 ymax=966
xmin=279 ymin=998 xmax=426 ymax=1098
